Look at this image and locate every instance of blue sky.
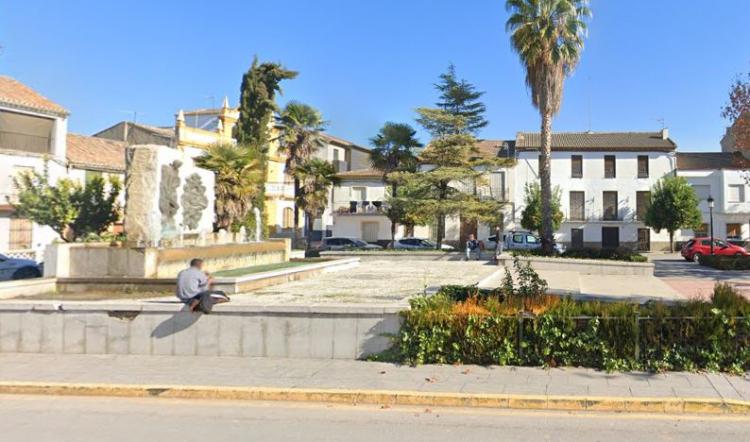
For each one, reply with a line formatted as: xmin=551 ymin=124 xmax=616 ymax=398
xmin=1 ymin=0 xmax=748 ymax=151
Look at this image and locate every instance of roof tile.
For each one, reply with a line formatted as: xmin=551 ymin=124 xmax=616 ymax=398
xmin=0 ymin=76 xmax=68 ymax=115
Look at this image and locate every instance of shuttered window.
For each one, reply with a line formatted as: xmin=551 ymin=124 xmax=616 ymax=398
xmin=9 ymin=218 xmax=32 ymax=250
xmin=636 ymin=191 xmax=651 ymax=220
xmin=571 ymin=155 xmax=583 ymax=178
xmin=604 ymin=155 xmax=616 ymax=178
xmin=602 ymin=191 xmax=618 ymax=220
xmin=569 ymin=191 xmax=585 ymax=221
xmin=637 ymin=155 xmax=649 ymax=178
xmin=0 ymin=110 xmax=54 ymax=154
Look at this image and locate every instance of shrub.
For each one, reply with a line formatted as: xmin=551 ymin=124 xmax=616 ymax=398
xmin=510 ymin=247 xmax=647 ymax=262
xmin=391 ymin=283 xmax=750 ymax=373
xmin=698 ymin=254 xmax=750 ymax=270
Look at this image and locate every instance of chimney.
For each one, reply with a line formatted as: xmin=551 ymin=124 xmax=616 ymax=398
xmin=661 ymin=128 xmax=669 ymax=140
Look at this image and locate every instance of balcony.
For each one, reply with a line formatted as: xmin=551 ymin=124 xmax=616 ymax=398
xmin=265 ymin=182 xmax=295 ymax=198
xmin=335 ymin=200 xmax=386 ymax=215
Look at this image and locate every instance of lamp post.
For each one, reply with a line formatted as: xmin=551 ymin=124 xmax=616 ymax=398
xmin=708 ymin=196 xmax=715 ymax=256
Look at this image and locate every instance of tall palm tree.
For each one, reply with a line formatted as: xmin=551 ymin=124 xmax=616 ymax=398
xmin=294 ymin=158 xmax=340 ymax=253
xmin=506 ymin=0 xmax=591 ymax=253
xmin=278 ymin=102 xmax=327 ymax=245
xmin=194 ymin=143 xmax=263 ymax=231
xmin=370 ymin=122 xmax=421 ymax=247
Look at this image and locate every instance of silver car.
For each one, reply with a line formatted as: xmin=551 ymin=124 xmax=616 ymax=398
xmin=392 ymin=237 xmax=455 ymax=251
xmin=318 ymin=237 xmax=383 ymax=251
xmin=0 ymin=254 xmax=42 ymax=281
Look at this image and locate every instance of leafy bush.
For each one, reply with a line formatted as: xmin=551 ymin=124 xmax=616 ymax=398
xmin=698 ymin=254 xmax=750 ymax=270
xmin=510 ymin=247 xmax=647 ymax=262
xmin=390 ymin=283 xmax=750 ymax=373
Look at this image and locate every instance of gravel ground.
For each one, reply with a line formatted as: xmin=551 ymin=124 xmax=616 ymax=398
xmin=230 ymin=259 xmax=498 ymax=305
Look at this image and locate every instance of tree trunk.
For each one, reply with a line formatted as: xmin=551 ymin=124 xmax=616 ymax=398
xmin=436 ymin=215 xmax=445 ymax=250
xmin=389 ymin=182 xmax=398 ymax=248
xmin=539 ymin=111 xmax=554 ymax=255
xmin=669 ymin=230 xmax=674 ymax=253
xmin=305 ymin=210 xmax=314 ymax=254
xmin=293 ymin=177 xmax=301 ymax=249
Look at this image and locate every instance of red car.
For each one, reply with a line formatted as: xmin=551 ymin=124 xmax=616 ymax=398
xmin=681 ymin=237 xmax=750 ymax=262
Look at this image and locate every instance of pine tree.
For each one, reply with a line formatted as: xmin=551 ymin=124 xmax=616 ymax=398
xmin=235 ymin=57 xmax=297 ymax=216
xmin=433 ymin=64 xmax=489 ymax=135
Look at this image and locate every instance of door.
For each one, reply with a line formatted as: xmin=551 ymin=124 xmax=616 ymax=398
xmin=9 ymin=218 xmax=32 ymax=250
xmin=637 ymin=228 xmax=650 ymax=252
xmin=459 ymin=218 xmax=478 ymax=249
xmin=361 ymin=222 xmax=379 ymax=243
xmin=602 ymin=227 xmax=620 ymax=249
xmin=571 ymin=228 xmax=584 ymax=250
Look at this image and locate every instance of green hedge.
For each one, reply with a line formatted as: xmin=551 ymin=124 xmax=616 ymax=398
xmin=511 ymin=247 xmax=647 ymax=262
xmin=698 ymin=254 xmax=750 ymax=270
xmin=386 ymin=284 xmax=749 ymax=373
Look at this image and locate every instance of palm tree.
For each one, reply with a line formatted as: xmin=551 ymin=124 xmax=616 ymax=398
xmin=194 ymin=143 xmax=263 ymax=231
xmin=506 ymin=0 xmax=591 ymax=253
xmin=370 ymin=122 xmax=421 ymax=247
xmin=294 ymin=158 xmax=340 ymax=254
xmin=278 ymin=102 xmax=327 ymax=246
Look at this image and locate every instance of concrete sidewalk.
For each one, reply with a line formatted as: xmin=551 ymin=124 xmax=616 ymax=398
xmin=1 ymin=354 xmax=748 ymax=414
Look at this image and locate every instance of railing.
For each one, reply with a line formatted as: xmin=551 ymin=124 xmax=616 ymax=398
xmin=335 ymin=201 xmax=386 ymax=215
xmin=4 ymin=249 xmax=39 ymax=261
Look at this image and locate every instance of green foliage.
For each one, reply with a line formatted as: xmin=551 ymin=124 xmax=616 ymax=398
xmin=434 ymin=64 xmax=488 ymax=135
xmin=510 ymin=247 xmax=648 ymax=262
xmin=390 ymin=283 xmax=750 ymax=372
xmin=295 ymin=158 xmax=340 ymax=252
xmin=194 ymin=143 xmax=264 ymax=232
xmin=502 ymin=257 xmax=549 ymax=298
xmin=10 ymin=163 xmax=121 ymax=242
xmin=644 ymin=176 xmax=703 ymax=251
xmin=235 ymin=57 xmax=297 ymax=214
xmin=520 ymin=182 xmax=563 ymax=234
xmin=699 ymin=254 xmax=750 ymax=270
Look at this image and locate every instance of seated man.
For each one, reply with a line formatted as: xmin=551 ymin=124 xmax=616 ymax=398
xmin=465 ymin=234 xmax=481 ymax=261
xmin=176 ymin=258 xmax=230 ymax=312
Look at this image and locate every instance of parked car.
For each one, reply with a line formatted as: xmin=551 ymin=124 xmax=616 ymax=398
xmin=317 ymin=237 xmax=383 ymax=251
xmin=0 ymin=254 xmax=42 ymax=281
xmin=680 ymin=237 xmax=750 ymax=262
xmin=391 ymin=237 xmax=455 ymax=251
xmin=499 ymin=231 xmax=565 ymax=254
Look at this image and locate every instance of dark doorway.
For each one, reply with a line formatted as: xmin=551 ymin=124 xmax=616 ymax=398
xmin=602 ymin=227 xmax=620 ymax=249
xmin=459 ymin=218 xmax=478 ymax=248
xmin=571 ymin=228 xmax=584 ymax=250
xmin=637 ymin=228 xmax=650 ymax=252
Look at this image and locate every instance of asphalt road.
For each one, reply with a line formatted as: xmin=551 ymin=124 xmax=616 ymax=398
xmin=2 ymin=395 xmax=749 ymax=442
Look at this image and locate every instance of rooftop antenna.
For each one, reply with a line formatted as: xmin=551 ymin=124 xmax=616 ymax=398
xmin=656 ymin=118 xmax=665 ymax=130
xmin=117 ymin=109 xmax=140 ymax=124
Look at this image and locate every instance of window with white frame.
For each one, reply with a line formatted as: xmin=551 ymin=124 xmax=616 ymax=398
xmin=727 ymin=185 xmax=745 ymax=203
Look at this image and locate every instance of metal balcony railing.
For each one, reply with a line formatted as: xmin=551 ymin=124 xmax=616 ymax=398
xmin=335 ymin=200 xmax=386 ymax=215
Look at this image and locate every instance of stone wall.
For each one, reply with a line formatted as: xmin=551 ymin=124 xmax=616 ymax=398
xmin=497 ymin=254 xmax=655 ymax=276
xmin=0 ymin=303 xmax=401 ymax=360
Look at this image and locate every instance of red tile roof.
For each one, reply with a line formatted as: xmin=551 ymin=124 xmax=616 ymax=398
xmin=336 ymin=167 xmax=384 ymax=178
xmin=0 ymin=76 xmax=68 ymax=116
xmin=515 ymin=131 xmax=676 ymax=152
xmin=66 ymin=133 xmax=126 ymax=172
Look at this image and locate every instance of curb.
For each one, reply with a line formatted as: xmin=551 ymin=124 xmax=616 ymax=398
xmin=0 ymin=382 xmax=748 ymax=415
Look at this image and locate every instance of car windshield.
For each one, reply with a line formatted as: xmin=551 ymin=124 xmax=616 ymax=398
xmin=715 ymin=240 xmax=728 ymax=247
xmin=420 ymin=240 xmax=435 ymax=247
xmin=353 ymin=239 xmax=368 ymax=246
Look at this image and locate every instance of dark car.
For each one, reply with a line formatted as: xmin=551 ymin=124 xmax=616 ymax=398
xmin=680 ymin=238 xmax=750 ymax=262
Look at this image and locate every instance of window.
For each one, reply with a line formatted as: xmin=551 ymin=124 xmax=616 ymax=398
xmin=602 ymin=227 xmax=620 ymax=249
xmin=9 ymin=218 xmax=32 ymax=250
xmin=569 ymin=191 xmax=585 ymax=221
xmin=602 ymin=191 xmax=618 ymax=220
xmin=637 ymin=155 xmax=649 ymax=178
xmin=351 ymin=187 xmax=366 ymax=201
xmin=0 ymin=110 xmax=54 ymax=154
xmin=490 ymin=171 xmax=505 ymax=200
xmin=512 ymin=234 xmax=524 ymax=244
xmin=604 ymin=155 xmax=616 ymax=178
xmin=728 ymin=185 xmax=745 ymax=203
xmin=525 ymin=235 xmax=539 ymax=244
xmin=571 ymin=155 xmax=583 ymax=178
xmin=571 ymin=228 xmax=584 ymax=249
xmin=282 ymin=207 xmax=294 ymax=229
xmin=636 ymin=191 xmax=651 ymax=220
xmin=727 ymin=223 xmax=742 ymax=238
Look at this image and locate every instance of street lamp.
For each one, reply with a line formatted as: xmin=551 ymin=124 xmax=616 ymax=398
xmin=707 ymin=196 xmax=715 ymax=256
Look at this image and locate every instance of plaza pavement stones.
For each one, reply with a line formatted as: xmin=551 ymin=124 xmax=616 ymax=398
xmin=0 ymin=353 xmax=747 ymax=415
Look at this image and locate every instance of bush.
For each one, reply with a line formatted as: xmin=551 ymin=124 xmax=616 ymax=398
xmin=510 ymin=247 xmax=647 ymax=262
xmin=390 ymin=283 xmax=750 ymax=373
xmin=698 ymin=254 xmax=750 ymax=270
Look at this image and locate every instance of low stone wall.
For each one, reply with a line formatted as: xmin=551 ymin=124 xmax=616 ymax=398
xmin=0 ymin=302 xmax=401 ymax=359
xmin=321 ymin=251 xmax=470 ymax=261
xmin=0 ymin=278 xmax=57 ymax=300
xmin=44 ymin=239 xmax=291 ymax=279
xmin=497 ymin=254 xmax=654 ymax=276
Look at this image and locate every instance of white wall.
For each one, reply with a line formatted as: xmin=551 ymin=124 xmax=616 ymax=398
xmin=512 ymin=151 xmax=676 ymax=247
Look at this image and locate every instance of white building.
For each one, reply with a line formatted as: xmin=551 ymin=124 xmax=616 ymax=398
xmin=510 ymin=131 xmax=677 ymax=251
xmin=676 ymin=152 xmax=750 ymax=243
xmin=0 ymin=76 xmax=127 ymax=258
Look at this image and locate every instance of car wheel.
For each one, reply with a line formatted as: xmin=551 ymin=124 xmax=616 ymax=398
xmin=12 ymin=266 xmax=41 ymax=280
xmin=692 ymin=252 xmax=702 ymax=263
xmin=736 ymin=253 xmax=744 ymax=257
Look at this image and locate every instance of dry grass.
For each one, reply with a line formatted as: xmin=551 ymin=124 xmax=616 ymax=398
xmin=12 ymin=290 xmax=173 ymax=301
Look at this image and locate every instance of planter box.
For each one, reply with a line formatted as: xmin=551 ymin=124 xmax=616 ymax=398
xmin=497 ymin=254 xmax=654 ymax=276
